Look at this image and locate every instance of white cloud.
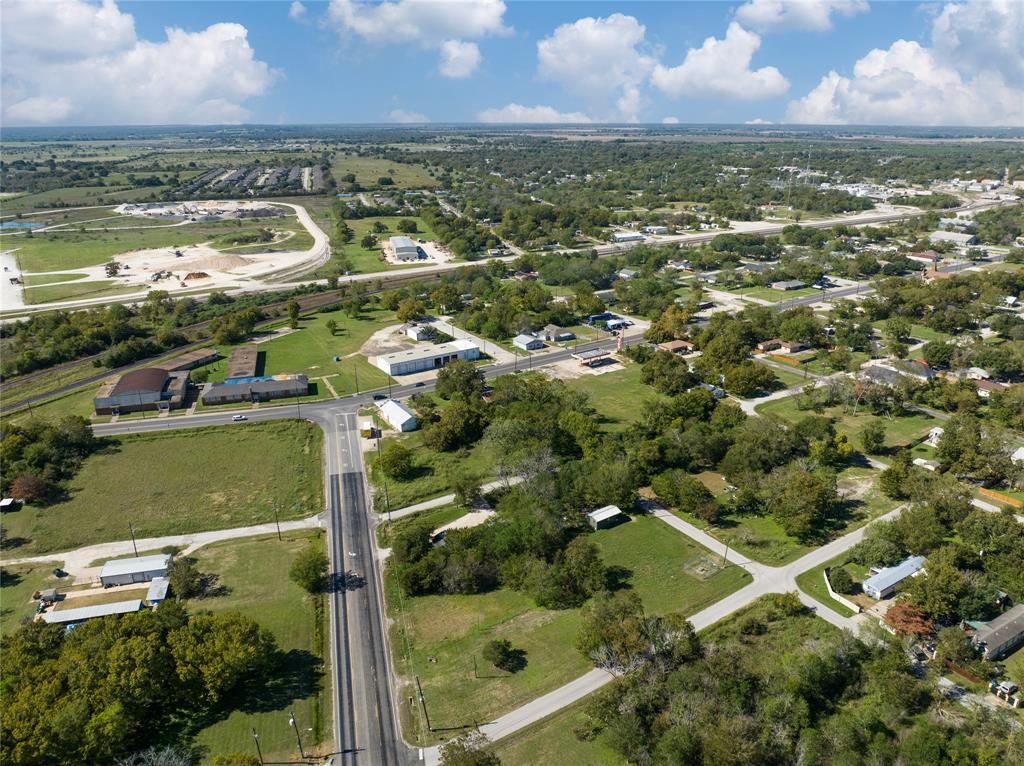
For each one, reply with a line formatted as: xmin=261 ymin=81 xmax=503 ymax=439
xmin=477 ymin=103 xmax=592 ymax=124
xmin=439 ymin=40 xmax=481 ymax=78
xmin=786 ymin=1 xmax=1024 ymax=125
xmin=745 ymin=118 xmax=773 ymax=124
xmin=735 ymin=0 xmax=868 ymax=32
xmin=537 ymin=14 xmax=655 ymax=121
xmin=327 ymin=0 xmax=507 ymax=80
xmin=388 ymin=109 xmax=429 ymax=123
xmin=289 ymin=1 xmax=307 ymax=21
xmin=652 ymin=23 xmax=789 ymax=100
xmin=1 ymin=0 xmax=275 ymax=125
xmin=662 ymin=116 xmax=680 ymax=125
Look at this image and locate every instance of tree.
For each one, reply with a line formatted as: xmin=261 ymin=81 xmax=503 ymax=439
xmin=828 ymin=567 xmax=855 ymax=595
xmin=482 ymin=639 xmax=522 ymax=672
xmin=397 ymin=218 xmax=418 ymax=233
xmin=884 ymin=316 xmax=912 ymax=343
xmin=289 ymin=538 xmax=328 ymax=594
xmin=859 ymin=420 xmax=886 ymax=455
xmin=286 ymin=299 xmax=300 ymax=329
xmin=379 ymin=442 xmax=414 ymax=480
xmin=361 ymin=233 xmax=377 ymax=250
xmin=879 ymin=450 xmax=914 ymax=499
xmin=168 ymin=556 xmax=201 ymax=599
xmin=439 ymin=732 xmax=501 ymax=766
xmin=435 ymin=358 xmax=486 ymax=400
xmin=9 ymin=473 xmax=53 ymax=503
xmin=325 ymin=319 xmax=338 ymax=336
xmin=675 ymin=476 xmax=720 ymax=523
xmin=921 ymin=341 xmax=954 ymax=369
xmin=884 ymin=601 xmax=934 ymax=637
xmin=576 ymin=590 xmax=648 ymax=670
xmin=450 ymin=470 xmax=482 ymax=508
xmin=396 ymin=298 xmax=425 ymax=322
xmin=723 ymin=362 xmax=776 ymax=397
xmin=764 ymin=465 xmax=838 ymax=541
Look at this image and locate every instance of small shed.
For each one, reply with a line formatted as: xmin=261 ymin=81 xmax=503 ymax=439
xmin=378 ymin=399 xmax=418 ymax=432
xmin=587 ymin=505 xmax=625 ymax=530
xmin=146 ymin=577 xmax=170 ymax=606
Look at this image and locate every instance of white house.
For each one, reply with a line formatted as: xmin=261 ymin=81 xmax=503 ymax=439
xmin=378 ymin=399 xmax=417 ymax=432
xmin=513 ymin=334 xmax=545 ymax=351
xmin=404 ymin=323 xmax=432 ymax=341
xmin=862 ymin=555 xmax=926 ymax=600
xmin=642 ymin=225 xmax=668 ymax=235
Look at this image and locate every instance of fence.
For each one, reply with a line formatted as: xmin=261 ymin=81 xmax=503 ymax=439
xmin=979 ymin=487 xmax=1023 ymax=509
xmin=823 ymin=568 xmax=862 ymax=614
xmin=766 ymin=353 xmax=804 ymax=367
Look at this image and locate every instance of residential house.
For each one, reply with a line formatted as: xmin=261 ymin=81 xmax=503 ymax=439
xmin=862 ymin=555 xmax=926 ymax=600
xmin=973 ymin=604 xmax=1024 ymax=660
xmin=513 ymin=334 xmax=545 ymax=351
xmin=771 ymin=279 xmax=806 ymax=291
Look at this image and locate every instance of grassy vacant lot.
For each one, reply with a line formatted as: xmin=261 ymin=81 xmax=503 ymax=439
xmin=188 ymin=532 xmax=329 ymax=764
xmin=376 ymin=503 xmax=465 ymax=548
xmin=799 ymin=350 xmax=871 ymax=376
xmin=23 ymin=280 xmax=141 ymax=305
xmin=331 ymin=156 xmax=437 ymax=189
xmin=0 ymin=186 xmax=177 ymax=215
xmin=369 ymin=431 xmax=495 ymax=511
xmin=1 ymin=421 xmax=322 ymax=554
xmin=752 ymin=360 xmax=814 ymax=389
xmin=387 ymin=514 xmax=750 ymax=744
xmin=564 ymin=362 xmax=664 ymax=432
xmin=21 ymin=272 xmax=89 ymax=286
xmin=735 ymin=285 xmax=822 ymax=303
xmin=197 ymin=308 xmax=395 ymax=397
xmin=756 ymin=396 xmax=937 ymax=452
xmin=493 ymin=595 xmax=837 ymax=765
xmin=682 ymin=464 xmax=899 ymax=566
xmin=1004 ymin=645 xmax=1024 ymax=685
xmin=0 ymin=561 xmax=66 ymax=636
xmin=870 ymin=320 xmax=953 ymax=344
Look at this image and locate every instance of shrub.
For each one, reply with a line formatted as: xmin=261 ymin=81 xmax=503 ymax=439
xmin=828 ymin=566 xmax=855 ymax=595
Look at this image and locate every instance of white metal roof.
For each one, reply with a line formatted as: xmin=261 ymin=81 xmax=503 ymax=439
xmin=389 ymin=235 xmax=416 ymax=250
xmin=42 ymin=599 xmax=143 ymax=624
xmin=513 ymin=333 xmax=540 ymax=344
xmin=376 ymin=339 xmax=478 ymax=365
xmin=99 ymin=554 xmax=171 ymax=580
xmin=587 ymin=505 xmax=623 ymax=523
xmin=863 ymin=555 xmax=925 ymax=595
xmin=378 ymin=398 xmax=416 ymax=426
xmin=146 ymin=577 xmax=170 ymax=601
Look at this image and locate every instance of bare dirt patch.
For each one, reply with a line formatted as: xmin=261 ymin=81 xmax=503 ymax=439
xmin=360 ymin=324 xmax=412 ymax=356
xmin=539 ymin=357 xmax=625 ymax=381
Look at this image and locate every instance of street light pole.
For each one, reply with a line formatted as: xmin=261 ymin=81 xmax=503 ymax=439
xmin=251 ymin=728 xmax=264 ymax=765
xmin=289 ymin=709 xmax=306 ymax=759
xmin=273 ymin=505 xmax=282 ymax=541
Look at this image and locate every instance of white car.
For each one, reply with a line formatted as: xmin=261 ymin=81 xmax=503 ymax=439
xmin=232 ymin=414 xmax=248 ymax=422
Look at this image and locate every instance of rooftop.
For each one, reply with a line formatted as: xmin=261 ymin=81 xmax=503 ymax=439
xmin=378 ymin=398 xmax=416 ymax=424
xmin=100 ymin=554 xmax=171 ymax=580
xmin=42 ymin=599 xmax=143 ymax=625
xmin=390 ymin=235 xmax=416 ymax=249
xmin=975 ymin=604 xmax=1024 ymax=649
xmin=572 ymin=348 xmax=610 ymax=361
xmin=587 ymin=505 xmax=623 ymax=523
xmin=110 ymin=367 xmax=170 ymax=396
xmin=376 ymin=339 xmax=478 ymax=365
xmin=227 ymin=345 xmax=259 ymax=379
xmin=863 ymin=555 xmax=925 ymax=595
xmin=146 ymin=577 xmax=170 ymax=602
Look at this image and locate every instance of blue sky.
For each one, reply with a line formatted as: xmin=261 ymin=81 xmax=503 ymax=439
xmin=3 ymin=1 xmax=1022 ymax=126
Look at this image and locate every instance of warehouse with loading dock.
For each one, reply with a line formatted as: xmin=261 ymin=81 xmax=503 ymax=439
xmin=374 ymin=339 xmax=480 ymax=376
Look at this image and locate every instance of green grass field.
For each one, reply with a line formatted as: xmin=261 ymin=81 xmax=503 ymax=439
xmin=316 ymin=215 xmax=440 ymax=276
xmin=387 ymin=514 xmax=750 ymax=745
xmin=331 ymin=156 xmax=437 ymax=189
xmin=1 ymin=421 xmax=322 ymax=555
xmin=189 ymin=532 xmax=330 ymax=764
xmin=564 ymin=362 xmax=663 ymax=432
xmin=0 ymin=560 xmax=67 ymax=636
xmin=870 ymin=320 xmax=953 ymax=344
xmin=376 ymin=503 xmax=465 ymax=548
xmin=752 ymin=360 xmax=814 ymax=389
xmin=369 ymin=431 xmax=495 ymax=511
xmin=756 ymin=396 xmax=937 ymax=451
xmin=794 ymin=552 xmax=865 ymax=617
xmin=735 ymin=285 xmax=823 ymax=302
xmin=1003 ymin=644 xmax=1024 ymax=685
xmin=22 ymin=280 xmax=141 ymax=305
xmin=799 ymin=350 xmax=871 ymax=376
xmin=684 ymin=465 xmax=899 ymax=566
xmin=20 ymin=272 xmax=89 ymax=286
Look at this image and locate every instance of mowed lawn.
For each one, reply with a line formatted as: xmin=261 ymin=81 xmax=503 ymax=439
xmin=197 ymin=308 xmax=396 ymax=397
xmin=565 ymin=362 xmax=664 ymax=432
xmin=756 ymin=396 xmax=938 ymax=451
xmin=189 ymin=532 xmax=330 ymax=764
xmin=0 ymin=560 xmax=67 ymax=636
xmin=680 ymin=465 xmax=900 ymax=566
xmin=318 ymin=215 xmax=441 ymax=275
xmin=369 ymin=430 xmax=496 ymax=511
xmin=331 ymin=156 xmax=437 ymax=189
xmin=386 ymin=513 xmax=750 ymax=745
xmin=1 ymin=421 xmax=323 ymax=555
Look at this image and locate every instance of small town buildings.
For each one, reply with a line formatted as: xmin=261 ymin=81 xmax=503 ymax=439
xmin=642 ymin=225 xmax=668 ymax=235
xmin=390 ymin=235 xmax=420 ymax=261
xmin=100 ymin=554 xmax=171 ymax=587
xmin=605 ymin=318 xmax=628 ymax=331
xmin=779 ymin=340 xmax=809 ymax=353
xmin=611 ymin=231 xmax=644 ymax=243
xmin=404 ymin=323 xmax=433 ymax=341
xmin=225 ymin=345 xmax=259 ymax=380
xmin=0 ymin=498 xmax=19 ymax=511
xmin=938 ymin=217 xmax=976 ymax=232
xmin=913 ymin=458 xmax=940 ymax=472
xmin=587 ymin=505 xmax=624 ymax=530
xmin=378 ymin=399 xmax=417 ymax=432
xmin=740 ymin=261 xmax=774 ymax=273
xmin=572 ymin=348 xmax=610 ymax=367
xmin=657 ymin=340 xmax=695 ymax=355
xmin=862 ymin=555 xmax=926 ymax=600
xmin=201 ymin=374 xmax=309 ymax=405
xmin=513 ymin=334 xmax=545 ymax=351
xmin=929 ymin=230 xmax=978 ymax=247
xmin=42 ymin=599 xmax=143 ymax=626
xmin=165 ymin=347 xmax=220 ymax=372
xmin=543 ymin=325 xmax=575 ymax=342
xmin=925 ymin=427 xmax=945 ymax=447
xmin=975 ymin=379 xmax=1008 ymax=398
xmin=758 ymin=339 xmax=783 ymax=352
xmin=699 ymin=382 xmax=727 ymax=398
xmin=146 ymin=577 xmax=170 ymax=606
xmin=907 ymin=251 xmax=940 ymax=266
xmin=94 ymin=368 xmax=189 ymax=415
xmin=973 ymin=604 xmax=1024 ymax=660
xmin=375 ymin=339 xmax=480 ymax=376
xmin=861 ymin=365 xmax=908 ymax=388
xmin=771 ymin=279 xmax=806 ymax=291
xmin=617 ymin=268 xmax=638 ymax=280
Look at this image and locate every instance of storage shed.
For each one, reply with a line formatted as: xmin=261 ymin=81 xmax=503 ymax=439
xmin=587 ymin=505 xmax=625 ymax=530
xmin=99 ymin=554 xmax=171 ymax=587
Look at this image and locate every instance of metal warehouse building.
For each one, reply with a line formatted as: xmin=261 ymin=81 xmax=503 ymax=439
xmin=374 ymin=339 xmax=480 ymax=376
xmin=99 ymin=554 xmax=171 ymax=587
xmin=93 ymin=367 xmax=189 ymax=415
xmin=390 ymin=235 xmax=420 ymax=261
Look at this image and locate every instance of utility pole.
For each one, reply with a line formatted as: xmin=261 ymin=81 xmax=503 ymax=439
xmin=251 ymin=728 xmax=264 ymax=765
xmin=288 ymin=710 xmax=306 ymax=759
xmin=353 ymin=359 xmax=360 ymax=394
xmin=273 ymin=505 xmax=282 ymax=541
xmin=128 ymin=522 xmax=139 ymax=557
xmin=375 ymin=436 xmax=392 ymax=521
xmin=415 ymin=675 xmax=433 ymax=732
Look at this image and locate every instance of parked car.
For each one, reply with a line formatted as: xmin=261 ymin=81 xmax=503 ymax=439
xmin=372 ymin=393 xmax=386 ymax=400
xmin=232 ymin=414 xmax=248 ymax=422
